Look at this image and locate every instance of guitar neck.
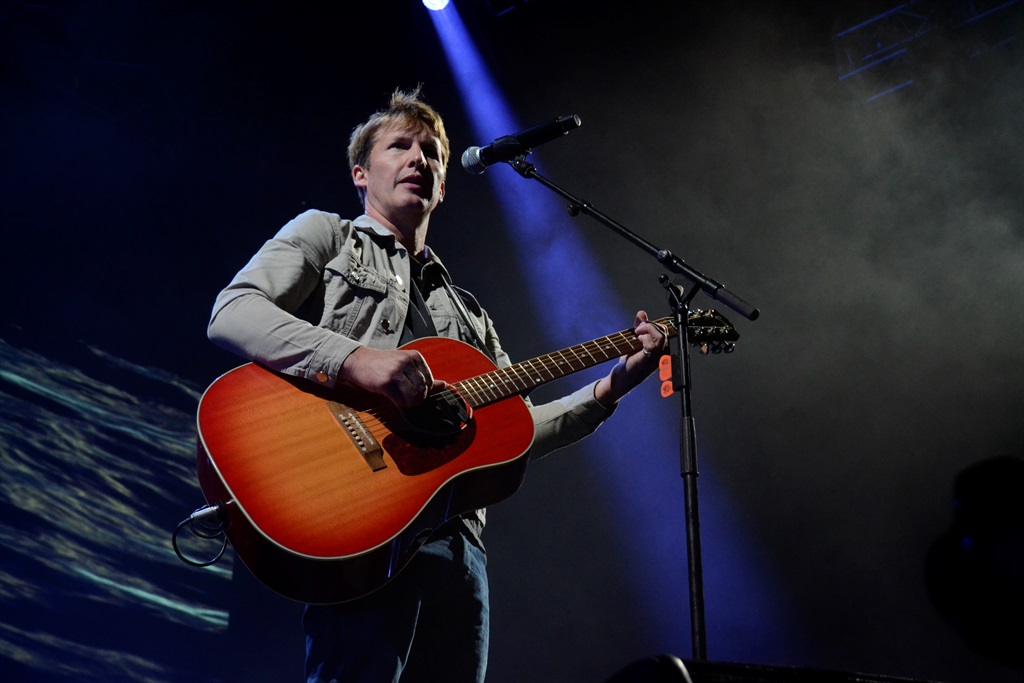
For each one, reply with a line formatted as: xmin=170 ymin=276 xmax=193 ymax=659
xmin=452 ymin=317 xmax=677 ymax=409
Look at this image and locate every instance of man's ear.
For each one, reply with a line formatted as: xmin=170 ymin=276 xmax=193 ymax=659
xmin=438 ymin=180 xmax=445 ymax=204
xmin=352 ymin=165 xmax=367 ymax=190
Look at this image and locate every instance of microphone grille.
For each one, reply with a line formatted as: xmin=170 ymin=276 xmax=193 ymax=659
xmin=461 ymin=146 xmax=486 ymax=175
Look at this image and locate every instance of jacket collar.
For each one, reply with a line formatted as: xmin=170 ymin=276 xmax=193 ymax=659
xmin=352 ymin=214 xmax=453 ymax=284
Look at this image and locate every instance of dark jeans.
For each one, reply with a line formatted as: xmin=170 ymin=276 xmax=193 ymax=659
xmin=304 ymin=525 xmax=489 ymax=683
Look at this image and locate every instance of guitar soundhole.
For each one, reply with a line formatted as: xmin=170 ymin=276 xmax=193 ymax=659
xmin=398 ymin=390 xmax=471 ymax=442
xmin=384 ymin=391 xmax=476 ymax=476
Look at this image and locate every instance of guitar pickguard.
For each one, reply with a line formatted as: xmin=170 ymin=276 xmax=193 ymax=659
xmin=397 ymin=389 xmax=472 ymax=439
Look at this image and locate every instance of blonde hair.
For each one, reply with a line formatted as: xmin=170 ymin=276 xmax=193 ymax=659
xmin=347 ymin=86 xmax=450 ymax=205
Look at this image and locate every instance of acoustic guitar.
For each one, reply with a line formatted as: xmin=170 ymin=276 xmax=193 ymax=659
xmin=196 ymin=311 xmax=736 ymax=603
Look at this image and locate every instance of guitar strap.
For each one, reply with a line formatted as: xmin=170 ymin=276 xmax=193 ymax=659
xmin=408 ymin=254 xmax=497 ymax=365
xmin=402 ymin=262 xmax=440 ymax=342
xmin=440 ymin=276 xmax=498 ymax=366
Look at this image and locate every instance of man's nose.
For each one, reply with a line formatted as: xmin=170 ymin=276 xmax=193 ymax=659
xmin=407 ymin=145 xmax=428 ymax=168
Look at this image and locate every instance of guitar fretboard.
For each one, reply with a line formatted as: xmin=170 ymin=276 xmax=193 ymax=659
xmin=451 ymin=317 xmax=677 ymax=409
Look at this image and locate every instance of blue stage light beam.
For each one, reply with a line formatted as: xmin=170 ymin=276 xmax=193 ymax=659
xmin=428 ymin=3 xmax=792 ymax=661
xmin=429 ymin=5 xmax=620 ymax=342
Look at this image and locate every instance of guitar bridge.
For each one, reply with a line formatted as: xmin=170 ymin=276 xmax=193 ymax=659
xmin=326 ymin=401 xmax=386 ymax=471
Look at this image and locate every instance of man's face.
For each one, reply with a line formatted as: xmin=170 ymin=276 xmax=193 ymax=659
xmin=353 ymin=122 xmax=446 ymax=226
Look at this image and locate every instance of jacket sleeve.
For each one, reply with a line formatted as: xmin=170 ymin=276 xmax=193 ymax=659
xmin=207 ymin=210 xmax=360 ymax=387
xmin=527 ymin=381 xmax=615 ymax=460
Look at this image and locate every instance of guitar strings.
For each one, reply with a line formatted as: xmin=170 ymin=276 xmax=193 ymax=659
xmin=360 ymin=317 xmax=678 ymax=419
xmin=347 ymin=315 xmax=691 ymax=441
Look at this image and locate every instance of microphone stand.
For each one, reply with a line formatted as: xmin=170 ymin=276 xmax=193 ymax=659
xmin=505 ymin=154 xmax=759 ymax=661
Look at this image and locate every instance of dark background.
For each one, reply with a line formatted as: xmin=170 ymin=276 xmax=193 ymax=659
xmin=1 ymin=1 xmax=1022 ymax=682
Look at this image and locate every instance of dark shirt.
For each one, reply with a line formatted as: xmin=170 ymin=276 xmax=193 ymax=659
xmin=400 ymin=256 xmax=441 ymax=345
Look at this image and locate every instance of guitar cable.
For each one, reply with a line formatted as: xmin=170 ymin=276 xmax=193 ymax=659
xmin=172 ymin=502 xmax=228 ymax=567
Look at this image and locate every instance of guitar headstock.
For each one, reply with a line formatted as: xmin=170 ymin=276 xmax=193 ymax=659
xmin=687 ymin=309 xmax=739 ymax=355
xmin=655 ymin=310 xmax=739 ymax=355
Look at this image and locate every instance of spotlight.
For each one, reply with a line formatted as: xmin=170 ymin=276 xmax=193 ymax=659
xmin=423 ymin=0 xmax=449 ymax=10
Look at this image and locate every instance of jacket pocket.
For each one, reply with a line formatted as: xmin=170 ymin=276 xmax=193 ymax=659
xmin=323 ymin=250 xmax=397 ymax=340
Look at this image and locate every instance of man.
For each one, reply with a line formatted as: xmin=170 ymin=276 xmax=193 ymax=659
xmin=207 ymin=87 xmax=667 ymax=683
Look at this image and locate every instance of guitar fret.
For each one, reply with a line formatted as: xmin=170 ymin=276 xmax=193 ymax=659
xmin=477 ymin=375 xmax=500 ymax=402
xmin=525 ymin=359 xmax=545 ymax=382
xmin=548 ymin=351 xmax=566 ymax=374
xmin=468 ymin=383 xmax=487 ymax=406
xmin=538 ymin=357 xmax=554 ymax=379
xmin=452 ymin=380 xmax=476 ymax=407
xmin=551 ymin=350 xmax=574 ymax=375
xmin=491 ymin=370 xmax=516 ymax=397
xmin=497 ymin=368 xmax=528 ymax=395
xmin=464 ymin=377 xmax=491 ymax=404
xmin=536 ymin=355 xmax=558 ymax=380
xmin=476 ymin=377 xmax=498 ymax=402
xmin=566 ymin=345 xmax=586 ymax=369
xmin=579 ymin=342 xmax=599 ymax=364
xmin=509 ymin=364 xmax=532 ymax=391
xmin=594 ymin=339 xmax=615 ymax=359
xmin=611 ymin=331 xmax=636 ymax=355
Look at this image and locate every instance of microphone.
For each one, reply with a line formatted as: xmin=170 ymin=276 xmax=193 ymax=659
xmin=461 ymin=114 xmax=581 ymax=174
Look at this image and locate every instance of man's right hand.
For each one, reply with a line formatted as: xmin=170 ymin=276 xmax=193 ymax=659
xmin=338 ymin=346 xmax=443 ymax=408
